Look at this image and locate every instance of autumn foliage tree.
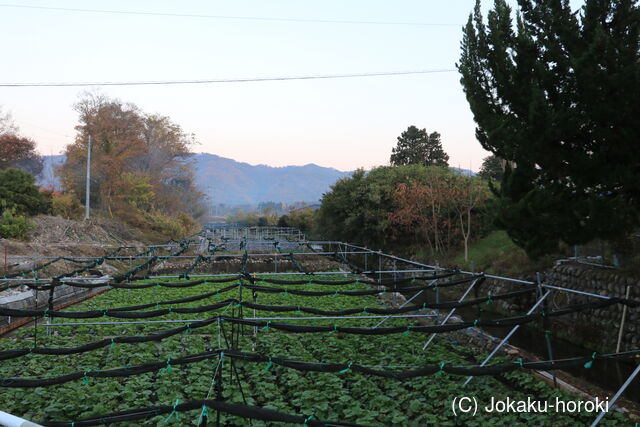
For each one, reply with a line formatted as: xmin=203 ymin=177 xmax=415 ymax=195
xmin=58 ymin=92 xmax=205 ymax=234
xmin=388 ymin=169 xmax=488 ymax=258
xmin=0 ymin=110 xmax=43 ymax=177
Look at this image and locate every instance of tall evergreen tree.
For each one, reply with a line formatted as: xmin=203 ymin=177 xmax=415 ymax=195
xmin=458 ymin=0 xmax=640 ymax=257
xmin=478 ymin=155 xmax=504 ymax=181
xmin=390 ymin=126 xmax=449 ymax=167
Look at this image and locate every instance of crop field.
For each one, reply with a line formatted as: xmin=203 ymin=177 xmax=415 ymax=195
xmin=0 ymin=274 xmax=631 ymax=426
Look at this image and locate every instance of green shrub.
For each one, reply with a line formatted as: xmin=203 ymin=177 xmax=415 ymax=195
xmin=0 ymin=168 xmax=51 ymax=215
xmin=51 ymin=192 xmax=83 ymax=219
xmin=0 ymin=209 xmax=33 ymax=239
xmin=148 ymin=211 xmax=198 ymax=239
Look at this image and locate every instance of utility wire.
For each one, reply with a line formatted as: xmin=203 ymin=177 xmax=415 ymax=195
xmin=0 ymin=69 xmax=456 ymax=88
xmin=0 ymin=3 xmax=461 ymax=27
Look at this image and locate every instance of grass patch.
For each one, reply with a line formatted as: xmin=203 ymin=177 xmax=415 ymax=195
xmin=447 ymin=231 xmax=557 ymax=277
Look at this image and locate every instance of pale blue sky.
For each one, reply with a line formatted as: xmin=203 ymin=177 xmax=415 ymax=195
xmin=0 ymin=1 xmax=576 ymax=171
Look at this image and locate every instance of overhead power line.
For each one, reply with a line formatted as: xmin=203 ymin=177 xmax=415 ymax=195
xmin=0 ymin=3 xmax=461 ymax=27
xmin=0 ymin=69 xmax=456 ymax=88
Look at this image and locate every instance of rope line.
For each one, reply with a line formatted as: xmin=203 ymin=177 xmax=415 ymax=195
xmin=2 ymin=347 xmax=638 ymax=388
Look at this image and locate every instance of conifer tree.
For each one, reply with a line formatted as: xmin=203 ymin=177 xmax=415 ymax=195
xmin=390 ymin=126 xmax=449 ymax=167
xmin=458 ymin=0 xmax=640 ymax=257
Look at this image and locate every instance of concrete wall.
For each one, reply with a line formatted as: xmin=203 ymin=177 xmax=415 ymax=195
xmin=0 ymin=284 xmax=106 ymax=332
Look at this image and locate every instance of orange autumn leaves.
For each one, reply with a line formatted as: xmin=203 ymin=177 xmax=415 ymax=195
xmin=389 ymin=173 xmax=489 ymax=260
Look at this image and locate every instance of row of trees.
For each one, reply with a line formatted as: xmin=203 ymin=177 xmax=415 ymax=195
xmin=0 ymin=93 xmax=206 ymax=240
xmin=316 ymin=165 xmax=489 ymax=260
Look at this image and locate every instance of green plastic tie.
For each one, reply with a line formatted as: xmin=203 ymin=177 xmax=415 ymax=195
xmin=110 ymin=339 xmax=116 ymax=349
xmin=485 ymin=294 xmax=493 ymax=305
xmin=330 ymin=325 xmax=338 ymax=334
xmin=437 ymin=361 xmax=445 ymax=376
xmin=264 ymin=357 xmax=273 ymax=371
xmin=363 ymin=307 xmax=368 ymax=314
xmin=261 ymin=321 xmax=271 ymax=331
xmin=168 ymin=308 xmax=173 ymax=314
xmin=43 ymin=308 xmax=49 ymax=318
xmin=338 ymin=362 xmax=352 ymax=374
xmin=296 ymin=306 xmax=302 ymax=314
xmin=421 ymin=303 xmax=427 ymax=311
xmin=198 ymin=404 xmax=209 ymax=424
xmin=303 ymin=415 xmax=315 ymax=426
xmin=403 ymin=326 xmax=412 ymax=336
xmin=220 ymin=351 xmax=225 ymax=367
xmin=333 ymin=291 xmax=340 ymax=297
xmin=163 ymin=399 xmax=180 ymax=423
xmin=411 ymin=278 xmax=416 ymax=284
xmin=473 ymin=319 xmax=479 ymax=327
xmin=82 ymin=369 xmax=92 ymax=385
xmin=283 ymin=290 xmax=289 ymax=297
xmin=184 ymin=324 xmax=192 ymax=335
xmin=544 ymin=330 xmax=552 ymax=337
xmin=163 ymin=358 xmax=172 ymax=373
xmin=584 ymin=352 xmax=597 ymax=369
xmin=515 ymin=358 xmax=523 ymax=368
xmin=28 ymin=346 xmax=35 ymax=354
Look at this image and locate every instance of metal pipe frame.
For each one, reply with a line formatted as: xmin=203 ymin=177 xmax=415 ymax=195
xmin=372 ymin=281 xmax=437 ymax=328
xmin=4 ymin=231 xmax=640 ymax=423
xmin=4 ymin=251 xmax=372 ymax=260
xmin=422 ymin=277 xmax=481 ymax=350
xmin=590 ymin=363 xmax=640 ymax=426
xmin=40 ymin=313 xmax=439 ymax=327
xmin=462 ymin=291 xmax=552 ymax=386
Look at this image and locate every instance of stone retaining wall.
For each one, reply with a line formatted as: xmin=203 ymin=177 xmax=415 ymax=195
xmin=479 ymin=262 xmax=638 ymax=352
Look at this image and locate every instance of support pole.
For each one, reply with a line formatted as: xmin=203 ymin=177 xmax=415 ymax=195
xmin=463 ymin=290 xmax=551 ymax=386
xmin=589 ymin=363 xmax=640 ymax=427
xmin=616 ymin=285 xmax=631 ymax=353
xmin=538 ymin=272 xmax=556 ymax=388
xmin=0 ymin=410 xmax=42 ymax=427
xmin=84 ymin=135 xmax=92 ymax=220
xmin=422 ymin=277 xmax=481 ymax=350
xmin=373 ymin=287 xmax=428 ymax=328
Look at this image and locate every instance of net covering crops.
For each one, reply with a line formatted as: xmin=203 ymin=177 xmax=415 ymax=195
xmin=0 ymin=274 xmax=632 ymax=426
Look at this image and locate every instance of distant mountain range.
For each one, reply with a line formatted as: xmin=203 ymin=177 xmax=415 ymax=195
xmin=193 ymin=153 xmax=351 ymax=205
xmin=38 ymin=153 xmax=352 ymax=205
xmin=38 ymin=153 xmax=475 ymax=206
